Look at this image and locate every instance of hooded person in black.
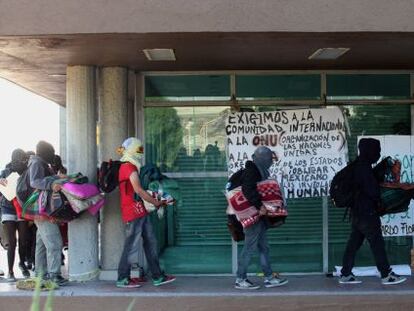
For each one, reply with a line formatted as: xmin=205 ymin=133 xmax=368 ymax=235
xmin=0 ymin=148 xmax=30 ymax=281
xmin=234 ymin=146 xmax=288 ymax=290
xmin=339 ymin=138 xmax=406 ymax=285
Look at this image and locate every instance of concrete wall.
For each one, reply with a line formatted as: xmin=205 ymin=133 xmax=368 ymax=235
xmin=1 ymin=0 xmax=414 ymax=35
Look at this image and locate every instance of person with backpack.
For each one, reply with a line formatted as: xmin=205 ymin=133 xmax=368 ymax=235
xmin=231 ymin=146 xmax=288 ymax=290
xmin=0 ymin=148 xmax=30 ymax=281
xmin=116 ymin=137 xmax=176 ymax=288
xmin=27 ymin=141 xmax=68 ymax=286
xmin=339 ymin=138 xmax=406 ymax=285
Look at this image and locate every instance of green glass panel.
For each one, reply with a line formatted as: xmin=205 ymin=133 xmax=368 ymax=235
xmin=144 ymin=107 xmax=228 ymax=172
xmin=241 ymin=197 xmax=323 ymax=273
xmin=160 ymin=246 xmax=232 ymax=274
xmin=145 ymin=106 xmax=231 ymax=273
xmin=236 ymin=75 xmax=321 ymax=99
xmin=328 ymin=104 xmax=412 ymax=271
xmin=327 ymin=74 xmax=411 ymax=100
xmin=145 ymin=75 xmax=230 ymax=100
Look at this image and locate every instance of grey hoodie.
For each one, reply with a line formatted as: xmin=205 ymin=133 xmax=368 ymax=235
xmin=28 ymin=155 xmax=55 ymax=191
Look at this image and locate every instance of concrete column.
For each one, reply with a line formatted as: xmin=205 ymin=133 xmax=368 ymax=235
xmin=127 ymin=70 xmax=136 ymax=137
xmin=59 ymin=106 xmax=67 ymax=166
xmin=66 ymin=66 xmax=99 ymax=281
xmin=98 ymin=67 xmax=128 ymax=279
xmin=135 ymin=72 xmax=144 ymax=142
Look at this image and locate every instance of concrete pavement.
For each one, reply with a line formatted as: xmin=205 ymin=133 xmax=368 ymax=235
xmin=0 ymin=275 xmax=412 ymax=310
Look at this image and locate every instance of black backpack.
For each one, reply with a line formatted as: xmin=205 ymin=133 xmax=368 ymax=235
xmin=98 ymin=160 xmax=122 ymax=193
xmin=139 ymin=163 xmax=165 ymax=190
xmin=16 ymin=168 xmax=33 ymax=206
xmin=329 ymin=161 xmax=357 ymax=209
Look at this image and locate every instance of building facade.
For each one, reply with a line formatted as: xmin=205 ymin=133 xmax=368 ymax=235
xmin=1 ymin=0 xmax=414 ymax=279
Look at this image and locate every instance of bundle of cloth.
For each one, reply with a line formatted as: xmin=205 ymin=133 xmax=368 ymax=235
xmin=374 ymin=157 xmax=414 ymax=216
xmin=141 ymin=179 xmax=179 ymax=219
xmin=226 ymin=179 xmax=288 ymax=228
xmin=21 ymin=173 xmax=104 ymax=222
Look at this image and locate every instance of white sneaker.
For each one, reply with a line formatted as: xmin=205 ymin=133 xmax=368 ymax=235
xmin=338 ymin=274 xmax=362 ymax=284
xmin=381 ymin=272 xmax=406 ymax=285
xmin=234 ymin=278 xmax=260 ymax=290
xmin=264 ymin=276 xmax=288 ymax=288
xmin=0 ymin=269 xmax=4 ymax=277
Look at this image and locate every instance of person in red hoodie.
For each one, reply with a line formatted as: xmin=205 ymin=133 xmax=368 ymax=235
xmin=116 ymin=137 xmax=176 ymax=288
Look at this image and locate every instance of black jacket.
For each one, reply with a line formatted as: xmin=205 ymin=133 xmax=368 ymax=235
xmin=353 ymin=159 xmax=380 ymax=218
xmin=352 ymin=138 xmax=381 ymax=219
xmin=230 ymin=161 xmax=263 ymax=210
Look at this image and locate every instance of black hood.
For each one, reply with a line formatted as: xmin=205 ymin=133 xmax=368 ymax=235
xmin=10 ymin=148 xmax=28 ymax=174
xmin=358 ymin=138 xmax=381 ymax=164
xmin=36 ymin=141 xmax=55 ymax=164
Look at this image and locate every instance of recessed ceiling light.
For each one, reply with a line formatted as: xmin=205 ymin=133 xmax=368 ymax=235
xmin=48 ymin=74 xmax=66 ymax=77
xmin=308 ymin=48 xmax=350 ymax=60
xmin=143 ymin=49 xmax=176 ymax=61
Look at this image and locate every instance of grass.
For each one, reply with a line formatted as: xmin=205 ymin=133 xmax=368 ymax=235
xmin=26 ymin=277 xmax=136 ymax=311
xmin=30 ymin=277 xmax=55 ymax=311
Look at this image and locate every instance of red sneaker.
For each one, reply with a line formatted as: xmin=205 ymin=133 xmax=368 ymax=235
xmin=131 ymin=276 xmax=148 ymax=284
xmin=116 ymin=278 xmax=141 ymax=288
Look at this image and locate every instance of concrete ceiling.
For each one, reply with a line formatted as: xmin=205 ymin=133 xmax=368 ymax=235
xmin=1 ymin=32 xmax=414 ymax=106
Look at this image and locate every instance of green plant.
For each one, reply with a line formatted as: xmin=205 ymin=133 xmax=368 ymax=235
xmin=30 ymin=277 xmax=55 ymax=311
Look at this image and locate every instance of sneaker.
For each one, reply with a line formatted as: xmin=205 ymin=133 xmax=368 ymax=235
xmin=116 ymin=278 xmax=141 ymax=288
xmin=131 ymin=276 xmax=147 ymax=284
xmin=152 ymin=275 xmax=176 ymax=286
xmin=19 ymin=262 xmax=30 ymax=278
xmin=26 ymin=261 xmax=33 ymax=271
xmin=264 ymin=276 xmax=288 ymax=288
xmin=234 ymin=278 xmax=260 ymax=290
xmin=50 ymin=275 xmax=69 ymax=286
xmin=338 ymin=274 xmax=362 ymax=284
xmin=381 ymin=272 xmax=407 ymax=285
xmin=5 ymin=272 xmax=16 ymax=282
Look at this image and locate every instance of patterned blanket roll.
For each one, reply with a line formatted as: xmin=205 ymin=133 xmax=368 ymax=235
xmin=226 ymin=179 xmax=288 ymax=228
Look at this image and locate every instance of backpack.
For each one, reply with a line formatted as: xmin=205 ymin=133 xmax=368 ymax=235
xmin=329 ymin=161 xmax=357 ymax=209
xmin=16 ymin=168 xmax=33 ymax=206
xmin=139 ymin=163 xmax=164 ymax=190
xmin=98 ymin=160 xmax=122 ymax=193
xmin=47 ymin=191 xmax=80 ymax=222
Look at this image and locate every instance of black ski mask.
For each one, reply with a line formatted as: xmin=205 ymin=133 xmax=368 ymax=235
xmin=36 ymin=141 xmax=55 ymax=164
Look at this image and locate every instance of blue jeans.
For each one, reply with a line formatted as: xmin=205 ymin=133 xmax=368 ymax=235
xmin=237 ymin=218 xmax=273 ymax=279
xmin=34 ymin=220 xmax=63 ymax=278
xmin=117 ymin=215 xmax=162 ymax=280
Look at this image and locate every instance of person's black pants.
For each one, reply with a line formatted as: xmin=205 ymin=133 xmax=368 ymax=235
xmin=341 ymin=215 xmax=391 ymax=278
xmin=3 ymin=220 xmax=28 ymax=273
